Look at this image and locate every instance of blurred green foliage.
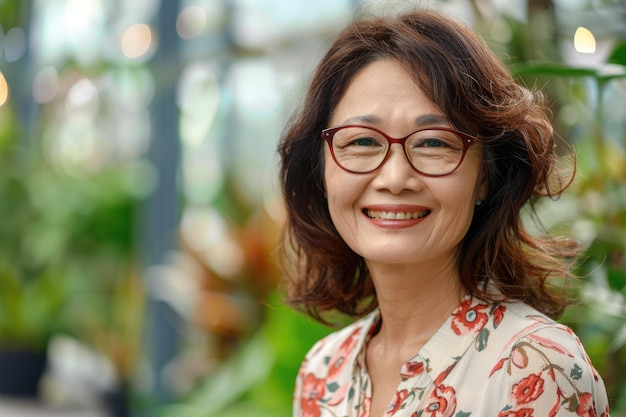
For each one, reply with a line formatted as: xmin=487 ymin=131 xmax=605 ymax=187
xmin=0 ymin=2 xmax=145 ymax=387
xmin=0 ymin=98 xmax=142 ymax=355
xmin=158 ymin=293 xmax=334 ymax=417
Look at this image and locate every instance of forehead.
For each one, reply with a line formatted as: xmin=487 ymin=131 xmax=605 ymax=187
xmin=329 ymin=59 xmax=446 ymax=128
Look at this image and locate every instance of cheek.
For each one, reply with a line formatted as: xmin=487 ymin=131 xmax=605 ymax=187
xmin=324 ymin=157 xmax=364 ymax=232
xmin=324 ymin=148 xmax=346 ymax=202
xmin=325 ymin=163 xmax=350 ymax=213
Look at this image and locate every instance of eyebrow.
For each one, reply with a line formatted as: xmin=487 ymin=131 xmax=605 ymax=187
xmin=339 ymin=113 xmax=451 ymax=127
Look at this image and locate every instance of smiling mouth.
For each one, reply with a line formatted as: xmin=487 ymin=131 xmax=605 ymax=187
xmin=365 ymin=209 xmax=431 ymax=220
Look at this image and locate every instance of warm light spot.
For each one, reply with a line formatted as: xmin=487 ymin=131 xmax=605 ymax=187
xmin=177 ymin=6 xmax=208 ymax=40
xmin=0 ymin=71 xmax=9 ymax=106
xmin=121 ymin=24 xmax=152 ymax=58
xmin=574 ymin=27 xmax=596 ymax=54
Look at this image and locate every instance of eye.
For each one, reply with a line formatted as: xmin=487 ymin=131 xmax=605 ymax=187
xmin=413 ymin=138 xmax=451 ymax=148
xmin=351 ymin=137 xmax=379 ymax=147
xmin=409 ymin=130 xmax=463 ymax=151
xmin=423 ymin=138 xmax=447 ymax=148
xmin=331 ymin=127 xmax=386 ymax=150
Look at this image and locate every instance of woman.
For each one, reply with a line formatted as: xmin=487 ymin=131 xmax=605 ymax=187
xmin=277 ymin=8 xmax=609 ymax=417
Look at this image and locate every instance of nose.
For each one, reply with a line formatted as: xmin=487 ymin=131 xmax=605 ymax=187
xmin=371 ymin=144 xmax=423 ymax=193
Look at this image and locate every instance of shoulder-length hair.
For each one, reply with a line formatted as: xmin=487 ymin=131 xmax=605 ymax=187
xmin=277 ymin=9 xmax=577 ymax=323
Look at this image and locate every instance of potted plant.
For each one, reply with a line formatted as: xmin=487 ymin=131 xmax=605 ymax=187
xmin=0 ymin=265 xmax=71 ymax=396
xmin=0 ymin=158 xmax=73 ymax=396
xmin=0 ymin=103 xmax=140 ymax=399
xmin=0 ymin=112 xmax=64 ymax=394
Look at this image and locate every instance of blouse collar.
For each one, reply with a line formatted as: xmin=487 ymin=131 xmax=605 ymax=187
xmin=354 ymin=293 xmax=496 ymax=384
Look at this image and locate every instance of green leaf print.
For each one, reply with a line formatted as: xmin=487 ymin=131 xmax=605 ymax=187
xmin=475 ymin=328 xmax=490 ymax=351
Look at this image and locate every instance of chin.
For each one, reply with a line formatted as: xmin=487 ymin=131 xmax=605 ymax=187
xmin=361 ymin=250 xmax=425 ymax=266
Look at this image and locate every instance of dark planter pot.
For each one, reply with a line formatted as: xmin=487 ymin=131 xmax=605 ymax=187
xmin=102 ymin=383 xmax=130 ymax=417
xmin=0 ymin=348 xmax=47 ymax=397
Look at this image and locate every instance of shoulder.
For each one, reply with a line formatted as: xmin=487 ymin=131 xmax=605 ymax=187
xmin=295 ymin=311 xmax=377 ymax=385
xmin=301 ymin=311 xmax=376 ymax=369
xmin=488 ymin=300 xmax=601 ymax=387
xmin=485 ymin=301 xmax=609 ymax=416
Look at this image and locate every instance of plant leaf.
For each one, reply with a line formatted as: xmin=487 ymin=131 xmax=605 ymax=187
xmin=608 ymin=41 xmax=626 ymax=66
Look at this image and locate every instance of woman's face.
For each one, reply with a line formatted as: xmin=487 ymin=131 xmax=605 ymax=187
xmin=324 ymin=59 xmax=486 ymax=269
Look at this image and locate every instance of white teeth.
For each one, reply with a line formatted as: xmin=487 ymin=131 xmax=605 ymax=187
xmin=366 ymin=210 xmax=430 ymax=220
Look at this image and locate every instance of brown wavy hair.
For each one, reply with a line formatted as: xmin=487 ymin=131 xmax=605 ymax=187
xmin=277 ymin=9 xmax=578 ymax=323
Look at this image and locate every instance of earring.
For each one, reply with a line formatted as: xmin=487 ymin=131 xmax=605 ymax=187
xmin=476 ymin=199 xmax=483 ymax=207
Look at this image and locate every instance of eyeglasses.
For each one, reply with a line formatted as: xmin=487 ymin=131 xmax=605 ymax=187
xmin=322 ymin=124 xmax=478 ymax=177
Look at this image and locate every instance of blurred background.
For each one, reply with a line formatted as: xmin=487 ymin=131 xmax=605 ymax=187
xmin=0 ymin=0 xmax=624 ymax=416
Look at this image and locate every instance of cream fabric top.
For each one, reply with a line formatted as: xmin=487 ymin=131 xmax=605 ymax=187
xmin=293 ymin=293 xmax=610 ymax=417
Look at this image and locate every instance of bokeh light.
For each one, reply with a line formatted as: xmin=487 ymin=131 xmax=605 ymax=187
xmin=121 ymin=23 xmax=153 ymax=58
xmin=3 ymin=27 xmax=27 ymax=62
xmin=0 ymin=71 xmax=9 ymax=106
xmin=66 ymin=78 xmax=99 ymax=113
xmin=32 ymin=66 xmax=60 ymax=104
xmin=574 ymin=26 xmax=596 ymax=54
xmin=176 ymin=6 xmax=208 ymax=40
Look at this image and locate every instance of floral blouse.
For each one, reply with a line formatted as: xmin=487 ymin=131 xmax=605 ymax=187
xmin=293 ymin=294 xmax=610 ymax=417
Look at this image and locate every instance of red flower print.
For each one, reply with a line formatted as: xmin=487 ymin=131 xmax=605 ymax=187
xmin=422 ymin=384 xmax=457 ymax=417
xmin=384 ymin=389 xmax=410 ymax=416
xmin=327 ymin=328 xmax=361 ymax=380
xmin=498 ymin=408 xmax=535 ymax=417
xmin=300 ymin=373 xmax=326 ymax=417
xmin=576 ymin=392 xmax=597 ymax=417
xmin=400 ymin=360 xmax=425 ymax=379
xmin=512 ymin=373 xmax=544 ymax=405
xmin=493 ymin=304 xmax=507 ymax=328
xmin=451 ymin=298 xmax=489 ymax=335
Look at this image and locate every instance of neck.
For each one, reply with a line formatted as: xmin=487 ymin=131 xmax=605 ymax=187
xmin=366 ymin=258 xmax=466 ymax=349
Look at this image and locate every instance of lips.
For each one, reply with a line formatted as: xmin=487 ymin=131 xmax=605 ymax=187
xmin=365 ymin=209 xmax=431 ymax=220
